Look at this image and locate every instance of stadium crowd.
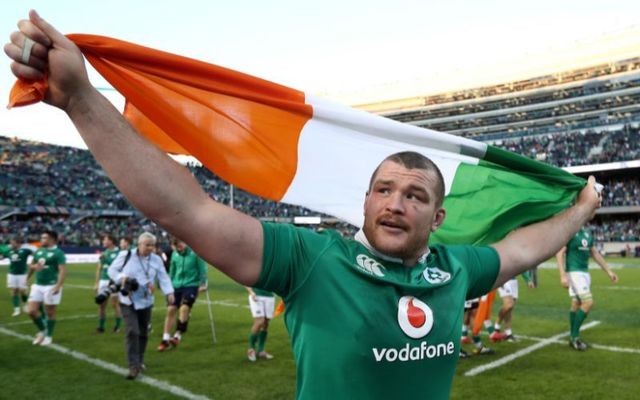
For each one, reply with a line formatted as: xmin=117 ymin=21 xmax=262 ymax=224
xmin=494 ymin=125 xmax=640 ymax=167
xmin=1 ymin=132 xmax=638 ymax=246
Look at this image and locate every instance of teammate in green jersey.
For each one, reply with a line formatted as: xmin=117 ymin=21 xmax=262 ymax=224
xmin=7 ymin=17 xmax=604 ymax=397
xmin=1 ymin=237 xmax=33 ymax=316
xmin=158 ymin=238 xmax=207 ymax=351
xmin=94 ymin=234 xmax=123 ymax=333
xmin=246 ymin=287 xmax=275 ymax=361
xmin=27 ymin=230 xmax=66 ymax=346
xmin=557 ymin=227 xmax=618 ymax=351
xmin=119 ymin=236 xmax=132 ymax=251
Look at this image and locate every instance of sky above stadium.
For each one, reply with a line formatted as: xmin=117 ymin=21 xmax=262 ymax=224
xmin=1 ymin=0 xmax=640 ymax=148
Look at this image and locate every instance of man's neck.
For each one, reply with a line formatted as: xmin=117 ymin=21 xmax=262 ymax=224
xmin=354 ymin=230 xmax=429 ymax=266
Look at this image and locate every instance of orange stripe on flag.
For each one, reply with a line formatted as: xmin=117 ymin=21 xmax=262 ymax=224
xmin=472 ymin=290 xmax=495 ymax=336
xmin=9 ymin=34 xmax=314 ymax=201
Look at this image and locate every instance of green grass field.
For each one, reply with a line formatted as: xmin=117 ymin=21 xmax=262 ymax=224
xmin=1 ymin=258 xmax=639 ymax=399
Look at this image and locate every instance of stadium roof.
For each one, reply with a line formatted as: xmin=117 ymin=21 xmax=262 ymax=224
xmin=349 ymin=26 xmax=640 ymax=111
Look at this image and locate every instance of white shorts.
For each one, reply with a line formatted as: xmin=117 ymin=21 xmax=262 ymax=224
xmin=98 ymin=279 xmax=118 ymax=297
xmin=567 ymin=271 xmax=592 ymax=301
xmin=7 ymin=274 xmax=28 ymax=289
xmin=29 ymin=284 xmax=63 ymax=305
xmin=498 ymin=278 xmax=519 ymax=299
xmin=249 ymin=295 xmax=275 ymax=319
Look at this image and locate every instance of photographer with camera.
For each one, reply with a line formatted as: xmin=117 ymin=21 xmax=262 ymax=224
xmin=108 ymin=232 xmax=174 ymax=379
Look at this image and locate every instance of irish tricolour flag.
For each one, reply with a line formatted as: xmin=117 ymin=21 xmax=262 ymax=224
xmin=9 ymin=35 xmax=585 ymax=245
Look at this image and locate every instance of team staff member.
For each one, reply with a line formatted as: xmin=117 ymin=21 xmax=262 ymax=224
xmin=6 ymin=14 xmax=603 ymax=398
xmin=557 ymin=226 xmax=618 ymax=351
xmin=27 ymin=230 xmax=66 ymax=346
xmin=158 ymin=238 xmax=207 ymax=351
xmin=246 ymin=287 xmax=275 ymax=361
xmin=108 ymin=232 xmax=174 ymax=379
xmin=94 ymin=234 xmax=123 ymax=333
xmin=1 ymin=237 xmax=33 ymax=317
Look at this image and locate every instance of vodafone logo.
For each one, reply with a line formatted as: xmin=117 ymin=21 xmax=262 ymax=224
xmin=397 ymin=296 xmax=433 ymax=339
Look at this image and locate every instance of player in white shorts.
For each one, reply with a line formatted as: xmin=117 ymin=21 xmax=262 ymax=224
xmin=246 ymin=287 xmax=276 ymax=361
xmin=27 ymin=231 xmax=66 ymax=346
xmin=557 ymin=227 xmax=618 ymax=351
xmin=491 ymin=271 xmax=534 ymax=342
xmin=1 ymin=237 xmax=33 ymax=316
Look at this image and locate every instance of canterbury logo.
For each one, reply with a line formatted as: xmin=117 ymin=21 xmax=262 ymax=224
xmin=355 ymin=254 xmax=386 ymax=277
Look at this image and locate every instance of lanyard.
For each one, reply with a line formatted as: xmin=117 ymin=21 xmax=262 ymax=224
xmin=136 ymin=252 xmax=152 ymax=281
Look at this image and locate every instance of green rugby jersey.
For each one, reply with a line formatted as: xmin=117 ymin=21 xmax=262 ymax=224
xmin=99 ymin=248 xmax=120 ymax=280
xmin=3 ymin=247 xmax=33 ymax=275
xmin=257 ymin=223 xmax=500 ymax=400
xmin=565 ymin=229 xmax=593 ymax=273
xmin=169 ymin=246 xmax=207 ymax=288
xmin=33 ymin=247 xmax=66 ymax=285
xmin=253 ymin=288 xmax=274 ymax=297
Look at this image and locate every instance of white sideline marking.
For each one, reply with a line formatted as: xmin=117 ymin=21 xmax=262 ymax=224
xmin=3 ymin=313 xmax=96 ymax=326
xmin=63 ymin=284 xmax=250 ymax=308
xmin=597 ymin=286 xmax=640 ymax=291
xmin=517 ymin=334 xmax=640 ymax=354
xmin=3 ymin=300 xmax=247 ymax=327
xmin=465 ymin=320 xmax=601 ymax=376
xmin=0 ymin=326 xmax=210 ymax=400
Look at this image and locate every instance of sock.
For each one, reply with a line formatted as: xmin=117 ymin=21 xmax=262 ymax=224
xmin=98 ymin=318 xmax=106 ymax=330
xmin=249 ymin=333 xmax=258 ymax=349
xmin=21 ymin=293 xmax=28 ymax=303
xmin=505 ymin=328 xmax=512 ymax=336
xmin=569 ymin=311 xmax=577 ymax=339
xmin=33 ymin=315 xmax=46 ymax=332
xmin=484 ymin=320 xmax=495 ymax=334
xmin=39 ymin=305 xmax=47 ymax=323
xmin=46 ymin=319 xmax=56 ymax=337
xmin=163 ymin=333 xmax=171 ymax=341
xmin=114 ymin=317 xmax=122 ymax=329
xmin=174 ymin=331 xmax=182 ymax=340
xmin=472 ymin=335 xmax=483 ymax=348
xmin=572 ymin=309 xmax=588 ymax=339
xmin=177 ymin=320 xmax=188 ymax=334
xmin=494 ymin=323 xmax=501 ymax=332
xmin=11 ymin=295 xmax=20 ymax=308
xmin=257 ymin=331 xmax=268 ymax=352
xmin=461 ymin=324 xmax=468 ymax=337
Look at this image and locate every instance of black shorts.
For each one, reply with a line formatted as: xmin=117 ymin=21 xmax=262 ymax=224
xmin=173 ymin=286 xmax=199 ymax=308
xmin=464 ymin=298 xmax=480 ymax=310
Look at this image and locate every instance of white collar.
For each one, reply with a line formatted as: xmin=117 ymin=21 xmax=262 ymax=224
xmin=354 ymin=229 xmax=430 ymax=265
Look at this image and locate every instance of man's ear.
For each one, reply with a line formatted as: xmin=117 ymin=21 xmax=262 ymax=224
xmin=431 ymin=208 xmax=446 ymax=232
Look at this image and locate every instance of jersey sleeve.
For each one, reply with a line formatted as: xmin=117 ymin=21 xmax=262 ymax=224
xmin=257 ymin=222 xmax=336 ymax=298
xmin=57 ymin=250 xmax=67 ymax=265
xmin=460 ymin=246 xmax=501 ymax=300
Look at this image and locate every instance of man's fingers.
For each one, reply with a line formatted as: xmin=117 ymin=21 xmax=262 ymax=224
xmin=9 ymin=61 xmax=44 ymax=81
xmin=29 ymin=10 xmax=70 ymax=50
xmin=4 ymin=41 xmax=47 ymax=70
xmin=9 ymin=31 xmax=49 ymax=60
xmin=17 ymin=18 xmax=51 ymax=49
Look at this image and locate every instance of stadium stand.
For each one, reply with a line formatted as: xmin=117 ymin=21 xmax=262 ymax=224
xmin=1 ymin=58 xmax=638 ymax=252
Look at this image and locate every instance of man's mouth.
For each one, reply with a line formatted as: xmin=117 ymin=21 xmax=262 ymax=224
xmin=379 ymin=220 xmax=407 ymax=232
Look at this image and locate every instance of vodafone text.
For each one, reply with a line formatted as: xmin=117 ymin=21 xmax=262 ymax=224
xmin=372 ymin=341 xmax=455 ymax=362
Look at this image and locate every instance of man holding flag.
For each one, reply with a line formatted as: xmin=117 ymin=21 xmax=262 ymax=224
xmin=5 ymin=11 xmax=602 ymax=399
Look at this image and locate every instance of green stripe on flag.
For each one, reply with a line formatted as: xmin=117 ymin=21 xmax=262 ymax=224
xmin=432 ymin=145 xmax=586 ymax=246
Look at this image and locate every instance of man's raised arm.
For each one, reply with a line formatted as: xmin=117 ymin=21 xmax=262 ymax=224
xmin=491 ymin=176 xmax=601 ymax=289
xmin=5 ymin=11 xmax=263 ymax=286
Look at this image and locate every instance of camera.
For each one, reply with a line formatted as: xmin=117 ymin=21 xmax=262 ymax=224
xmin=95 ymin=278 xmax=140 ymax=304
